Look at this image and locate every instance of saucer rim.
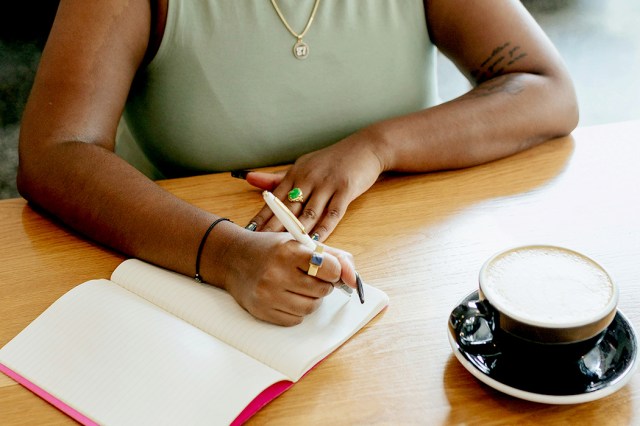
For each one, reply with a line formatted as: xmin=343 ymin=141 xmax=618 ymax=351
xmin=447 ymin=291 xmax=639 ymax=404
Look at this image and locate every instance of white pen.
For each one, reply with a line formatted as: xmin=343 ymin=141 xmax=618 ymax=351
xmin=262 ymin=191 xmax=353 ymax=297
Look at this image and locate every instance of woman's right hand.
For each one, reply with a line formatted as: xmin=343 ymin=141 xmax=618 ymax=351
xmin=219 ymin=230 xmax=357 ymax=326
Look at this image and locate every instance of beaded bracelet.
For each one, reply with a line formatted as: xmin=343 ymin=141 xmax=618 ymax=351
xmin=194 ymin=217 xmax=232 ymax=283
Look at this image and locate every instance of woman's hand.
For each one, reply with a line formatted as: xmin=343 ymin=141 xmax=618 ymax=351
xmin=244 ymin=131 xmax=385 ymax=241
xmin=219 ymin=230 xmax=357 ymax=326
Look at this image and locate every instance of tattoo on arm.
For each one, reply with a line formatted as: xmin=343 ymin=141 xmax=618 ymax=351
xmin=471 ymin=41 xmax=528 ymax=84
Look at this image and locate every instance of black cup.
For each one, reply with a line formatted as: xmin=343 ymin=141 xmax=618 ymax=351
xmin=478 ymin=245 xmax=618 ymax=346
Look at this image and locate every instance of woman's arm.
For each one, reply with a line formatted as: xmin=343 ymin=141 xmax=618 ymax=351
xmin=247 ymin=0 xmax=577 ymax=239
xmin=17 ymin=0 xmax=354 ymax=326
xmin=17 ymin=0 xmax=208 ymax=280
xmin=371 ymin=0 xmax=578 ymax=172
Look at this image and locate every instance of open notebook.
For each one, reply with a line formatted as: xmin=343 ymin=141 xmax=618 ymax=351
xmin=0 ymin=259 xmax=388 ymax=425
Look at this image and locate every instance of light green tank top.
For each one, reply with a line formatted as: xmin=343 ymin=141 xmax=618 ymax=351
xmin=120 ymin=0 xmax=438 ymax=178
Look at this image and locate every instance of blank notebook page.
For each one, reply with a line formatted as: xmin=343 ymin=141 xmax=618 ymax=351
xmin=0 ymin=280 xmax=286 ymax=426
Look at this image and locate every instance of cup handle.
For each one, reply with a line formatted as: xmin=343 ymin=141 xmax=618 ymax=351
xmin=449 ymin=298 xmax=499 ymax=353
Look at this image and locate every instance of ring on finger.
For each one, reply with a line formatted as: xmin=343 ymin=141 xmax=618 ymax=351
xmin=307 ymin=244 xmax=324 ymax=277
xmin=288 ymin=187 xmax=304 ymax=203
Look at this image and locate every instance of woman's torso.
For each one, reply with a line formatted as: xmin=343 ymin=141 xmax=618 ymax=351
xmin=120 ymin=0 xmax=438 ymax=177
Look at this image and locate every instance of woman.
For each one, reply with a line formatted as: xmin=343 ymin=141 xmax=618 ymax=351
xmin=17 ymin=0 xmax=578 ymax=325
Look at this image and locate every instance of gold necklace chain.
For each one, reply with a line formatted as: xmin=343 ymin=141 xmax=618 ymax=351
xmin=270 ymin=0 xmax=321 ymax=60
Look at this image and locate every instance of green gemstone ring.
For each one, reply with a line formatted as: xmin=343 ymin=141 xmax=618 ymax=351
xmin=287 ymin=187 xmax=304 ymax=203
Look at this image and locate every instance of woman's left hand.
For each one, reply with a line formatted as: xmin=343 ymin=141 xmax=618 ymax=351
xmin=244 ymin=132 xmax=385 ymax=241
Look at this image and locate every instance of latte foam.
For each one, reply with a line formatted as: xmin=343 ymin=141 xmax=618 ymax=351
xmin=481 ymin=246 xmax=616 ymax=327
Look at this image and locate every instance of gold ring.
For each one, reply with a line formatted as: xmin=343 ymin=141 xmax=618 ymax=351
xmin=307 ymin=244 xmax=324 ymax=277
xmin=288 ymin=188 xmax=304 ymax=203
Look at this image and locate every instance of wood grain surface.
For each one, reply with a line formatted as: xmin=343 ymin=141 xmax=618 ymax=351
xmin=1 ymin=121 xmax=639 ymax=425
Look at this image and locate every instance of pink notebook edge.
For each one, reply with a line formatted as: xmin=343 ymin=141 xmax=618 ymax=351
xmin=0 ymin=363 xmax=99 ymax=426
xmin=231 ymin=380 xmax=294 ymax=425
xmin=1 ymin=362 xmax=296 ymax=426
xmin=1 ymin=359 xmax=288 ymax=426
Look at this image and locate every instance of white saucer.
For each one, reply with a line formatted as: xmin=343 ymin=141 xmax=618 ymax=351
xmin=448 ymin=291 xmax=638 ymax=404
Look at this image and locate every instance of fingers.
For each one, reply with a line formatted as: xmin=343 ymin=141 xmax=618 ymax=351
xmin=323 ymin=245 xmax=358 ymax=289
xmin=265 ymin=274 xmax=332 ymax=325
xmin=241 ymin=141 xmax=382 ymax=240
xmin=224 ymin=231 xmax=357 ymax=326
xmin=246 ymin=203 xmax=281 ymax=232
xmin=260 ymin=299 xmax=324 ymax=327
xmin=235 ymin=170 xmax=287 ymax=232
xmin=260 ymin=184 xmax=311 ymax=232
xmin=299 ymin=246 xmax=342 ymax=287
xmin=248 ymin=185 xmax=349 ymax=242
xmin=244 ymin=171 xmax=286 ymax=191
xmin=245 ymin=176 xmax=297 ymax=232
xmin=274 ymin=243 xmax=342 ymax=297
xmin=299 ymin=191 xmax=348 ymax=242
xmin=232 ymin=235 xmax=357 ymax=326
xmin=235 ymin=265 xmax=333 ymax=327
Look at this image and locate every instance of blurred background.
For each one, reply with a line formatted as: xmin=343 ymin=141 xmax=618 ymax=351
xmin=1 ymin=0 xmax=639 ymax=199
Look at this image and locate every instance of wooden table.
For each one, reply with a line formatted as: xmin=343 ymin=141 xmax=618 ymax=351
xmin=1 ymin=121 xmax=639 ymax=424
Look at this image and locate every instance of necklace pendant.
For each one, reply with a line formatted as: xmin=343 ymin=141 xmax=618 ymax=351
xmin=293 ymin=39 xmax=309 ymax=60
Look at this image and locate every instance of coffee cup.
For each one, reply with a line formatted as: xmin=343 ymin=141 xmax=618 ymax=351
xmin=448 ymin=245 xmax=637 ymax=403
xmin=478 ymin=245 xmax=618 ymax=347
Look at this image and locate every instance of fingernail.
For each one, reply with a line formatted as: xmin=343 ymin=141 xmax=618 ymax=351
xmin=231 ymin=169 xmax=251 ymax=179
xmin=245 ymin=221 xmax=257 ymax=232
xmin=311 ymin=232 xmax=320 ymax=241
